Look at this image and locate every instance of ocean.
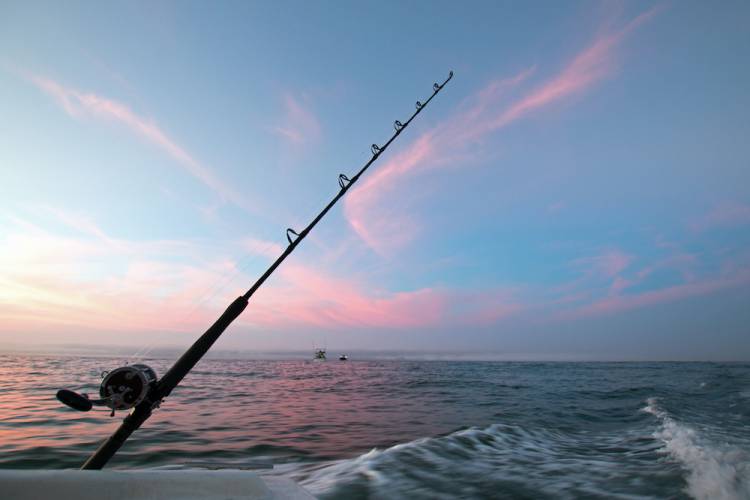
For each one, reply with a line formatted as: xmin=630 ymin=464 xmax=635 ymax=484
xmin=1 ymin=354 xmax=748 ymax=499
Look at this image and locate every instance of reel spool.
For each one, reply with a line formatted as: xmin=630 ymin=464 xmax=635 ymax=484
xmin=100 ymin=364 xmax=157 ymax=411
xmin=57 ymin=363 xmax=157 ymax=416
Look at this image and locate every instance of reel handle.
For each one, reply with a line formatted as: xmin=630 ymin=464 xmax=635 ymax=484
xmin=56 ymin=389 xmax=106 ymax=412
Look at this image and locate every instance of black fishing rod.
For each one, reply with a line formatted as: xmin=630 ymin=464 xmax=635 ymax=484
xmin=56 ymin=71 xmax=453 ymax=469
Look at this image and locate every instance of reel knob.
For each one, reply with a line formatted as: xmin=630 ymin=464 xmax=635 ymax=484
xmin=56 ymin=389 xmax=93 ymax=412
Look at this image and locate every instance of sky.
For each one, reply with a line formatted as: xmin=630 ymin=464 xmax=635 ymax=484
xmin=1 ymin=1 xmax=749 ymax=360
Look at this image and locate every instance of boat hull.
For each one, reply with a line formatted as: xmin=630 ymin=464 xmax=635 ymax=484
xmin=0 ymin=469 xmax=313 ymax=500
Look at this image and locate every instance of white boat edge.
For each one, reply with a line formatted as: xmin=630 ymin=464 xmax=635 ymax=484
xmin=0 ymin=469 xmax=315 ymax=500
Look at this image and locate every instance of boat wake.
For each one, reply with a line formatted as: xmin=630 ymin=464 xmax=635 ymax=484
xmin=285 ymin=398 xmax=750 ymax=500
xmin=288 ymin=421 xmax=666 ymax=499
xmin=642 ymin=397 xmax=750 ymax=500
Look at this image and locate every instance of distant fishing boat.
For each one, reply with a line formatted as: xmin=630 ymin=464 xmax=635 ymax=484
xmin=28 ymin=71 xmax=452 ymax=500
xmin=339 ymin=354 xmax=348 ymax=361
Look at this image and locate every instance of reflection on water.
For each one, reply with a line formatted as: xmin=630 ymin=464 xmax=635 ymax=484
xmin=1 ymin=355 xmax=749 ymax=499
xmin=0 ymin=355 xmax=509 ymax=468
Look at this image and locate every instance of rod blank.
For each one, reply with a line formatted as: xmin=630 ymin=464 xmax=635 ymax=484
xmin=80 ymin=70 xmax=454 ymax=470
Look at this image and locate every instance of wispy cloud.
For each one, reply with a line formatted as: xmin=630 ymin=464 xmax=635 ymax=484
xmin=40 ymin=204 xmax=120 ymax=247
xmin=1 ymin=202 xmax=745 ymax=344
xmin=345 ymin=6 xmax=661 ymax=254
xmin=345 ymin=133 xmax=438 ymax=254
xmin=689 ymin=202 xmax=750 ymax=232
xmin=480 ymin=6 xmax=660 ymax=133
xmin=572 ymin=249 xmax=634 ymax=279
xmin=566 ymin=269 xmax=750 ymax=318
xmin=248 ymin=263 xmax=521 ymax=329
xmin=548 ymin=236 xmax=749 ymax=320
xmin=270 ymin=93 xmax=322 ymax=146
xmin=241 ymin=237 xmax=284 ymax=260
xmin=0 ymin=210 xmax=521 ymax=339
xmin=30 ymin=75 xmax=256 ymax=213
xmin=0 ymin=216 xmax=218 ymax=336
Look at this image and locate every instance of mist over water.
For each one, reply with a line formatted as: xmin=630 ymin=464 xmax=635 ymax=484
xmin=1 ymin=355 xmax=748 ymax=499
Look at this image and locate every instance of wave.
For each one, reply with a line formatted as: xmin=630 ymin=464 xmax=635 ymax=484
xmin=287 ymin=422 xmax=669 ymax=499
xmin=290 ymin=399 xmax=750 ymax=500
xmin=642 ymin=397 xmax=750 ymax=500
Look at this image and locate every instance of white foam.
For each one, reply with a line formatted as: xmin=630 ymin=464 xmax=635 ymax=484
xmin=288 ymin=422 xmax=669 ymax=499
xmin=643 ymin=397 xmax=750 ymax=500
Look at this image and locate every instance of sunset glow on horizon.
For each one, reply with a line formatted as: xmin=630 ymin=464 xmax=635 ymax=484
xmin=1 ymin=1 xmax=749 ymax=359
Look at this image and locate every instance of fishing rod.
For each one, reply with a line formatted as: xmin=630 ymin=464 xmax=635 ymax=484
xmin=56 ymin=70 xmax=453 ymax=469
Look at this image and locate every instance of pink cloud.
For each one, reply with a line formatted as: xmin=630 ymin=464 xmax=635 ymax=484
xmin=344 ymin=7 xmax=661 ymax=254
xmin=483 ymin=6 xmax=660 ymax=133
xmin=566 ymin=269 xmax=750 ymax=319
xmin=561 ymin=244 xmax=703 ymax=303
xmin=635 ymin=252 xmax=698 ymax=283
xmin=458 ymin=291 xmax=525 ymax=326
xmin=0 ymin=212 xmax=521 ymax=341
xmin=573 ymin=249 xmax=634 ymax=279
xmin=690 ymin=202 xmax=750 ymax=232
xmin=246 ymin=263 xmax=521 ymax=329
xmin=271 ymin=93 xmax=322 ymax=146
xmin=344 ymin=67 xmax=538 ymax=255
xmin=249 ymin=263 xmax=447 ymax=328
xmin=559 ymin=249 xmax=637 ymax=298
xmin=0 ymin=213 xmax=245 ymax=338
xmin=0 ymin=243 xmax=225 ymax=336
xmin=548 ymin=235 xmax=738 ymax=320
xmin=609 ymin=276 xmax=632 ymax=296
xmin=345 ymin=133 xmax=437 ymax=254
xmin=30 ymin=76 xmax=255 ymax=213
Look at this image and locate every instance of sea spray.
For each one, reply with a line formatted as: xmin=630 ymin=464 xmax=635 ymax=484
xmin=643 ymin=397 xmax=750 ymax=500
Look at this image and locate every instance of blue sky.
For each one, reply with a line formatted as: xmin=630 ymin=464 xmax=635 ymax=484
xmin=1 ymin=1 xmax=749 ymax=359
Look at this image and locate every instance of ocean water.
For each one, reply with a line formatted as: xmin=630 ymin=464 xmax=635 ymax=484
xmin=1 ymin=355 xmax=749 ymax=499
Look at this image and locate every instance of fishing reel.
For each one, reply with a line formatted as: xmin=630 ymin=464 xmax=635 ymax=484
xmin=56 ymin=364 xmax=158 ymax=417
